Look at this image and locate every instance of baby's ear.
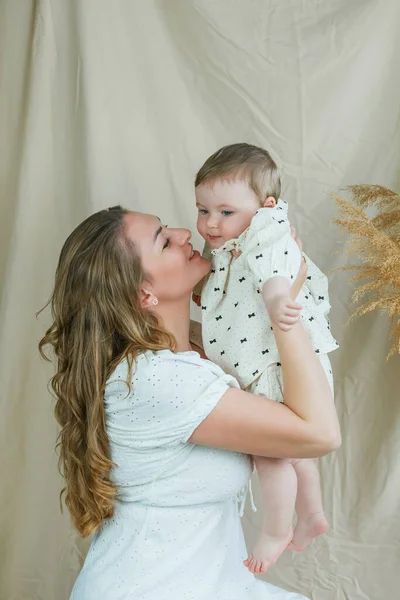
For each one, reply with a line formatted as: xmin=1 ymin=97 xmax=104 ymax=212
xmin=263 ymin=196 xmax=276 ymax=208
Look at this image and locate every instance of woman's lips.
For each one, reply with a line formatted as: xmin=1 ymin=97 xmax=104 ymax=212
xmin=189 ymin=250 xmax=200 ymax=260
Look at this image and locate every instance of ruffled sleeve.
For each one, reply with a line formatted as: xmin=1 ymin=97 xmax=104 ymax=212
xmin=244 ymin=204 xmax=302 ymax=287
xmin=104 ymin=350 xmax=240 ymax=448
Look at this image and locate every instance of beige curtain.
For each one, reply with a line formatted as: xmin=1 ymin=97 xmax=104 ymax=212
xmin=1 ymin=1 xmax=400 ymax=599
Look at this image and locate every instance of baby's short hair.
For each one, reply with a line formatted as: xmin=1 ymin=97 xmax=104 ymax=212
xmin=195 ymin=143 xmax=281 ymax=203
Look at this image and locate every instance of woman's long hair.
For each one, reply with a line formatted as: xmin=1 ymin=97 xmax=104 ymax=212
xmin=38 ymin=206 xmax=175 ymax=536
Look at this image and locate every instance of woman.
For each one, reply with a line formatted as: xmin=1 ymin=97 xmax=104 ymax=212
xmin=39 ymin=206 xmax=340 ymax=600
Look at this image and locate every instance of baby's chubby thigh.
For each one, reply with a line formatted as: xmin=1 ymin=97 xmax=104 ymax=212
xmin=246 ymin=362 xmax=284 ymax=404
xmin=245 ymin=364 xmax=292 ymax=471
xmin=245 ymin=365 xmax=301 ymax=499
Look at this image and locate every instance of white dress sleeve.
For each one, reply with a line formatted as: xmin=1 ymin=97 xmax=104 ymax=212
xmin=244 ymin=207 xmax=302 ymax=287
xmin=104 ymin=350 xmax=239 ymax=447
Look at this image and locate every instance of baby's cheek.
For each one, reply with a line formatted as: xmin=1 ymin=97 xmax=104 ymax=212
xmin=197 ymin=220 xmax=207 ymax=238
xmin=224 ymin=221 xmax=240 ymax=239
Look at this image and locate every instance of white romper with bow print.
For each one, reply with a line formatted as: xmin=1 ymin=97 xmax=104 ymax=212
xmin=201 ymin=200 xmax=338 ymax=399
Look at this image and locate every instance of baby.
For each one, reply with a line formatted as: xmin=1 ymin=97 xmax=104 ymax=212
xmin=193 ymin=143 xmax=339 ymax=575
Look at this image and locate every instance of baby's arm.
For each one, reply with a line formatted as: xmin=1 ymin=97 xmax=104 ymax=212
xmin=262 ymin=229 xmax=304 ymax=331
xmin=247 ymin=217 xmax=304 ymax=330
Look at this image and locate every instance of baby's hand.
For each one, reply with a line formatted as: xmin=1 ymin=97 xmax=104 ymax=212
xmin=262 ymin=275 xmax=303 ymax=332
xmin=192 ymin=293 xmax=202 ymax=307
xmin=265 ymin=293 xmax=302 ymax=332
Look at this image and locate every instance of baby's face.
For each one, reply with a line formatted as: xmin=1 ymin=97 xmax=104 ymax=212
xmin=196 ymin=179 xmax=261 ymax=249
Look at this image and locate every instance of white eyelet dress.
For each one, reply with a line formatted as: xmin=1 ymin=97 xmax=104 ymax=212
xmin=69 ymin=350 xmax=309 ymax=600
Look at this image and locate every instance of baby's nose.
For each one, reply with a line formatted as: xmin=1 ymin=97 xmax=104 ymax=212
xmin=207 ymin=215 xmax=219 ymax=228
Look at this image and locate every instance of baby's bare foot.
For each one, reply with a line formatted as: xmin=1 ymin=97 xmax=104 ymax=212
xmin=243 ymin=527 xmax=293 ymax=574
xmin=288 ymin=512 xmax=328 ymax=551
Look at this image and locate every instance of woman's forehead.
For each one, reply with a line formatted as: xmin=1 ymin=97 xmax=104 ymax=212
xmin=124 ymin=212 xmax=160 ymax=244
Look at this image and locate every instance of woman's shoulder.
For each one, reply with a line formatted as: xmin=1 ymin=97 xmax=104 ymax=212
xmin=108 ymin=348 xmax=229 ymax=389
xmin=104 ymin=349 xmax=239 ymax=437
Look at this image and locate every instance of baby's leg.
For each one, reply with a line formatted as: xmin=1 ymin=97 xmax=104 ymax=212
xmin=288 ymin=355 xmax=333 ymax=550
xmin=243 ymin=456 xmax=296 ymax=575
xmin=288 ymin=458 xmax=328 ymax=551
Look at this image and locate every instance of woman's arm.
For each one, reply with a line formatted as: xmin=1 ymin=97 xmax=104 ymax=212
xmin=189 ymin=263 xmax=341 ymax=459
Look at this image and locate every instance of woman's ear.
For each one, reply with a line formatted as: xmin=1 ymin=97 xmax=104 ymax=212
xmin=263 ymin=196 xmax=277 ymax=208
xmin=140 ymin=287 xmax=158 ymax=309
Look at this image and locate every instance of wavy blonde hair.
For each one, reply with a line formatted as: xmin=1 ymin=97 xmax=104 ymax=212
xmin=38 ymin=206 xmax=176 ymax=537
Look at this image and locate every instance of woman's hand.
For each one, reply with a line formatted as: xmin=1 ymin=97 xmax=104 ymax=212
xmin=290 ymin=232 xmax=308 ymax=300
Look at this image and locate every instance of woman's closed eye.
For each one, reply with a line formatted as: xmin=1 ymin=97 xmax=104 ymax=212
xmin=161 ymin=225 xmax=170 ymax=249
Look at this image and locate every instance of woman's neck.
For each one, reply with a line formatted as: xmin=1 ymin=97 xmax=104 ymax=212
xmin=157 ymin=298 xmax=192 ymax=353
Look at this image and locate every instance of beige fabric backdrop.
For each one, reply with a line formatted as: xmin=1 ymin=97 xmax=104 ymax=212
xmin=1 ymin=1 xmax=400 ymax=599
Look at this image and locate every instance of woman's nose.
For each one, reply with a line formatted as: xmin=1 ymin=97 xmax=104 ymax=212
xmin=173 ymin=228 xmax=191 ymax=245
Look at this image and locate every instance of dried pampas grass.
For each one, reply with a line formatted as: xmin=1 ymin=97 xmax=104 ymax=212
xmin=333 ymin=185 xmax=400 ymax=357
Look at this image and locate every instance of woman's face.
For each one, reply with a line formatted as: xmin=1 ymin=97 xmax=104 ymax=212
xmin=124 ymin=212 xmax=210 ymax=303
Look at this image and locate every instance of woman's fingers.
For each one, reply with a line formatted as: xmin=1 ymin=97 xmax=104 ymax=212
xmin=290 ymin=228 xmax=306 ymax=298
xmin=289 ymin=256 xmax=307 ymax=300
xmin=278 ymin=248 xmax=305 ymax=326
xmin=294 ymin=235 xmax=303 ymax=254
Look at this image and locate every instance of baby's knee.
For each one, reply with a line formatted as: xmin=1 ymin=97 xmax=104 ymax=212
xmin=253 ymin=455 xmax=292 ymax=473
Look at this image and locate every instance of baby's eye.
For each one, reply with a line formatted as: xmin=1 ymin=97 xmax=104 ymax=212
xmin=222 ymin=211 xmax=234 ymax=216
xmin=199 ymin=209 xmax=208 ymax=215
xmin=163 ymin=238 xmax=170 ymax=249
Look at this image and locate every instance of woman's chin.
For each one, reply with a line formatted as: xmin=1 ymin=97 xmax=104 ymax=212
xmin=189 ymin=257 xmax=211 ymax=286
xmin=198 ymin=255 xmax=212 ymax=274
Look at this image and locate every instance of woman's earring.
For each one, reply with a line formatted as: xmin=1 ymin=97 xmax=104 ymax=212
xmin=152 ymin=298 xmax=159 ymax=306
